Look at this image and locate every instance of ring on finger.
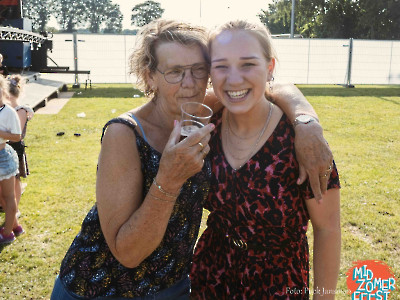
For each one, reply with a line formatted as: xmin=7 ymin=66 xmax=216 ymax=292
xmin=198 ymin=142 xmax=204 ymax=150
xmin=319 ymin=172 xmax=328 ymax=178
xmin=201 ymin=149 xmax=208 ymax=158
xmin=326 ymin=164 xmax=332 ymax=172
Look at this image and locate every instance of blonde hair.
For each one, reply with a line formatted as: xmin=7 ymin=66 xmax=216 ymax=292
xmin=7 ymin=74 xmax=23 ymax=99
xmin=208 ymin=20 xmax=277 ymax=62
xmin=129 ymin=19 xmax=209 ymax=97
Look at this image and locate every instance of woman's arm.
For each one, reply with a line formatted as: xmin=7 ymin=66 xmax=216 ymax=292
xmin=269 ymin=83 xmax=333 ymax=202
xmin=17 ymin=109 xmax=28 ymax=132
xmin=0 ymin=130 xmax=21 ymax=142
xmin=203 ymin=88 xmax=223 ymax=113
xmin=268 ymin=83 xmax=318 ymax=121
xmin=306 ymin=188 xmax=341 ymax=299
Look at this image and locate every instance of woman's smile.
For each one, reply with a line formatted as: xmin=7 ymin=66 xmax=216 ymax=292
xmin=226 ymin=89 xmax=250 ymax=101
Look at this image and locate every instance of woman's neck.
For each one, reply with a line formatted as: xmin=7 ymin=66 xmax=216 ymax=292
xmin=8 ymin=97 xmax=18 ymax=108
xmin=225 ymin=99 xmax=272 ymax=135
xmin=152 ymin=98 xmax=179 ymax=131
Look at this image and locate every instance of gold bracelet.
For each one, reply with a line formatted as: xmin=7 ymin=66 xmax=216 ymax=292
xmin=152 ymin=178 xmax=180 ymax=198
xmin=148 ymin=192 xmax=176 ymax=204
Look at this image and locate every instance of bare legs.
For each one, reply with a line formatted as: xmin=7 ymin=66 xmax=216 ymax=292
xmin=1 ymin=176 xmax=19 ymax=236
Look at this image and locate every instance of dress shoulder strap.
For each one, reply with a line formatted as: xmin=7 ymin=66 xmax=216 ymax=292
xmin=128 ymin=113 xmax=148 ymax=143
xmin=101 ymin=116 xmax=137 ymax=143
xmin=100 ymin=113 xmax=148 ymax=144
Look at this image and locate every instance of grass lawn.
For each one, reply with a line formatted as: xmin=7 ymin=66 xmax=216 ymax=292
xmin=0 ymin=84 xmax=399 ymax=299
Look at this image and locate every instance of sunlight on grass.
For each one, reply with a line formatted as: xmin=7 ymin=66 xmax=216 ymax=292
xmin=0 ymin=84 xmax=399 ymax=299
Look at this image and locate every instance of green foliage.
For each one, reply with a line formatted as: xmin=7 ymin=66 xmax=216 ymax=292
xmin=52 ymin=0 xmax=87 ymax=32
xmin=85 ymin=0 xmax=123 ymax=34
xmin=131 ymin=0 xmax=164 ymax=27
xmin=49 ymin=0 xmax=123 ymax=33
xmin=258 ymin=0 xmax=400 ymax=39
xmin=22 ymin=0 xmax=53 ymax=32
xmin=0 ymin=84 xmax=399 ymax=299
xmin=102 ymin=3 xmax=123 ymax=34
xmin=357 ymin=0 xmax=400 ymax=39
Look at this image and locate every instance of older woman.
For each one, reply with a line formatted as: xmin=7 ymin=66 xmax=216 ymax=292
xmin=51 ymin=19 xmax=332 ymax=299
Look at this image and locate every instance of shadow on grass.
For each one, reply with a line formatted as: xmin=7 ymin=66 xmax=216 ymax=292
xmin=298 ymin=85 xmax=400 ymax=98
xmin=72 ymin=87 xmax=144 ymax=99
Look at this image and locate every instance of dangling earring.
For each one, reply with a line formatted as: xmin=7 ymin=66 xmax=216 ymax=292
xmin=268 ymin=76 xmax=274 ymax=93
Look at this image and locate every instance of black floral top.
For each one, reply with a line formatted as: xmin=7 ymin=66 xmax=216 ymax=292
xmin=58 ymin=116 xmax=211 ymax=298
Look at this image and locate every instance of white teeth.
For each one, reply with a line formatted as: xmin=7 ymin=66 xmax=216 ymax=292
xmin=227 ymin=89 xmax=248 ymax=99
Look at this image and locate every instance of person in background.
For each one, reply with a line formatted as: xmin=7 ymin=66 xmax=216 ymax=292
xmin=0 ymin=54 xmax=10 ymax=77
xmin=191 ymin=20 xmax=341 ymax=299
xmin=0 ymin=75 xmax=23 ymax=245
xmin=6 ymin=75 xmax=34 ymax=218
xmin=51 ymin=19 xmax=335 ymax=299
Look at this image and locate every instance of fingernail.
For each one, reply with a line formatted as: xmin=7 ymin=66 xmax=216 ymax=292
xmin=297 ymin=179 xmax=300 ymax=185
xmin=209 ymin=123 xmax=215 ymax=130
xmin=174 ymin=120 xmax=178 ymax=126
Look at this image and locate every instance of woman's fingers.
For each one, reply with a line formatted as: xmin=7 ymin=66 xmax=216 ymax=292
xmin=158 ymin=123 xmax=214 ymax=189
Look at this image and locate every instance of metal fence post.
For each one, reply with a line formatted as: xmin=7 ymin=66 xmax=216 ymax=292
xmin=72 ymin=32 xmax=79 ymax=88
xmin=388 ymin=41 xmax=393 ymax=84
xmin=345 ymin=38 xmax=354 ymax=88
xmin=290 ymin=0 xmax=295 ymax=38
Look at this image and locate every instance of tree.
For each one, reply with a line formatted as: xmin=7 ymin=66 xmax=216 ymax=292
xmin=85 ymin=0 xmax=123 ymax=33
xmin=131 ymin=0 xmax=164 ymax=27
xmin=103 ymin=3 xmax=123 ymax=33
xmin=22 ymin=0 xmax=52 ymax=32
xmin=52 ymin=0 xmax=87 ymax=32
xmin=258 ymin=0 xmax=400 ymax=39
xmin=313 ymin=0 xmax=360 ymax=38
xmin=357 ymin=0 xmax=400 ymax=39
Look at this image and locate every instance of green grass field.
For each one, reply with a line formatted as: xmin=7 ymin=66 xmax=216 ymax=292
xmin=0 ymin=84 xmax=399 ymax=299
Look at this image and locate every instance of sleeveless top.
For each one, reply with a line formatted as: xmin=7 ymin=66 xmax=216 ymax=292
xmin=58 ymin=115 xmax=212 ymax=298
xmin=8 ymin=105 xmax=34 ymax=157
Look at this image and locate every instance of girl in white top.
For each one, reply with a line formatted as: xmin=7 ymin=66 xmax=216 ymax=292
xmin=0 ymin=75 xmax=22 ymax=245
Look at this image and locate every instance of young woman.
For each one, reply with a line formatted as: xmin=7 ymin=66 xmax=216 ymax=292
xmin=191 ymin=20 xmax=341 ymax=299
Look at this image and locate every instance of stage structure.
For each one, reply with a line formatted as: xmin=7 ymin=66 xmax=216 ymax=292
xmin=0 ymin=0 xmax=69 ymax=110
xmin=0 ymin=0 xmax=90 ymax=89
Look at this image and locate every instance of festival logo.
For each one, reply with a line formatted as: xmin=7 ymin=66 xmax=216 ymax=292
xmin=347 ymin=260 xmax=397 ymax=299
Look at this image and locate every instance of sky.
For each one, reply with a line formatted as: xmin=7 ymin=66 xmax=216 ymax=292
xmin=114 ymin=0 xmax=273 ymax=30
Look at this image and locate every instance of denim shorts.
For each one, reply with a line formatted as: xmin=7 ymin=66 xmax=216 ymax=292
xmin=0 ymin=144 xmax=19 ymax=181
xmin=50 ymin=275 xmax=190 ymax=300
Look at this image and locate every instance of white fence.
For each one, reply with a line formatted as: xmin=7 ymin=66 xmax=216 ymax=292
xmin=40 ymin=33 xmax=400 ymax=85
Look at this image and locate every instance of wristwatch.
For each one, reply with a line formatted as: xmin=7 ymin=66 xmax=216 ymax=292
xmin=293 ymin=114 xmax=319 ymax=128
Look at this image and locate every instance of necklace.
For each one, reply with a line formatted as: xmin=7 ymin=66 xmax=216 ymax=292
xmin=227 ymin=112 xmax=261 ymax=140
xmin=224 ymin=101 xmax=273 ymax=162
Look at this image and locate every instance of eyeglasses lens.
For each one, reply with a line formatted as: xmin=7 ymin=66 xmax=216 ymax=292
xmin=164 ymin=64 xmax=208 ymax=83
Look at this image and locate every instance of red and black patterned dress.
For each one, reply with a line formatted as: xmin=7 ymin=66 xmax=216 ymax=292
xmin=190 ymin=110 xmax=340 ymax=299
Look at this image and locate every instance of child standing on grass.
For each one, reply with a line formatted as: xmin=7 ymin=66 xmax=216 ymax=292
xmin=0 ymin=76 xmax=23 ymax=245
xmin=5 ymin=75 xmax=34 ymax=216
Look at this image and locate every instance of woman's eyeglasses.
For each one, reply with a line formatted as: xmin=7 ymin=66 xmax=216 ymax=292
xmin=157 ymin=63 xmax=209 ymax=84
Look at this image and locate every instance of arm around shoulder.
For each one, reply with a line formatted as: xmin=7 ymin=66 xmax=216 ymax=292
xmin=267 ymin=83 xmax=318 ymax=122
